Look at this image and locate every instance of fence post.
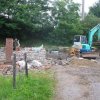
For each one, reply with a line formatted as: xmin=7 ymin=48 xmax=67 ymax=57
xmin=24 ymin=53 xmax=28 ymax=77
xmin=13 ymin=53 xmax=16 ymax=89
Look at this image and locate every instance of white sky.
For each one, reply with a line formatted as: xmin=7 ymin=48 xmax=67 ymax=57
xmin=73 ymin=0 xmax=99 ymax=13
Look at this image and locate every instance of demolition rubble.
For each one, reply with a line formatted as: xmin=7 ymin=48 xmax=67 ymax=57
xmin=0 ymin=44 xmax=100 ymax=75
xmin=0 ymin=45 xmax=51 ymax=75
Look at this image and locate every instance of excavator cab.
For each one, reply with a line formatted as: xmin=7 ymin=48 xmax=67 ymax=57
xmin=69 ymin=35 xmax=91 ymax=57
xmin=74 ymin=35 xmax=87 ymax=44
xmin=74 ymin=35 xmax=91 ymax=52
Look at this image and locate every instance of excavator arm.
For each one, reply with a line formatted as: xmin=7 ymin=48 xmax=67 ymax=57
xmin=88 ymin=24 xmax=100 ymax=47
xmin=70 ymin=24 xmax=100 ymax=58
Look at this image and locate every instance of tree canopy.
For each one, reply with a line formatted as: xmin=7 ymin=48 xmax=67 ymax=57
xmin=0 ymin=0 xmax=99 ymax=45
xmin=48 ymin=0 xmax=82 ymax=45
xmin=89 ymin=0 xmax=100 ymax=17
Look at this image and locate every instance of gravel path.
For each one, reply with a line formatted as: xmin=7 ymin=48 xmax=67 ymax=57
xmin=53 ymin=65 xmax=100 ymax=100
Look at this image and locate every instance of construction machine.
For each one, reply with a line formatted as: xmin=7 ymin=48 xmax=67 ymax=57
xmin=70 ymin=24 xmax=100 ymax=58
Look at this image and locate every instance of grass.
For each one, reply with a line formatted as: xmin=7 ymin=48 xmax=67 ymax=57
xmin=0 ymin=71 xmax=54 ymax=100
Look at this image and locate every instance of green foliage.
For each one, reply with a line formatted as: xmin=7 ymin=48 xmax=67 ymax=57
xmin=1 ymin=0 xmax=99 ymax=45
xmin=81 ymin=13 xmax=100 ymax=41
xmin=0 ymin=72 xmax=54 ymax=100
xmin=82 ymin=14 xmax=100 ymax=32
xmin=81 ymin=0 xmax=100 ymax=40
xmin=49 ymin=0 xmax=82 ymax=45
xmin=89 ymin=0 xmax=100 ymax=17
xmin=0 ymin=0 xmax=53 ymax=39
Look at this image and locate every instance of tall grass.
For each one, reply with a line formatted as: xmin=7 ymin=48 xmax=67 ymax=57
xmin=0 ymin=71 xmax=54 ymax=100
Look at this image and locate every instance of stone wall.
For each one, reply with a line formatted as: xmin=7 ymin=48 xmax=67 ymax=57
xmin=13 ymin=48 xmax=47 ymax=64
xmin=0 ymin=47 xmax=47 ymax=65
xmin=0 ymin=47 xmax=6 ymax=62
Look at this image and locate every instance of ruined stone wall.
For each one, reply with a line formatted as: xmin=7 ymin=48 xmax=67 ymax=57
xmin=0 ymin=47 xmax=6 ymax=62
xmin=13 ymin=48 xmax=47 ymax=64
xmin=0 ymin=47 xmax=47 ymax=65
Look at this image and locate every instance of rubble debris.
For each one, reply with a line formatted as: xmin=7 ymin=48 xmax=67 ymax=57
xmin=46 ymin=51 xmax=68 ymax=60
xmin=31 ymin=44 xmax=43 ymax=52
xmin=67 ymin=57 xmax=99 ymax=67
xmin=24 ymin=44 xmax=44 ymax=52
xmin=13 ymin=48 xmax=46 ymax=63
xmin=1 ymin=65 xmax=13 ymax=75
xmin=0 ymin=45 xmax=52 ymax=75
xmin=16 ymin=60 xmax=43 ymax=71
xmin=0 ymin=47 xmax=6 ymax=62
xmin=58 ymin=47 xmax=69 ymax=53
xmin=50 ymin=51 xmax=59 ymax=55
xmin=30 ymin=60 xmax=43 ymax=68
xmin=2 ymin=66 xmax=13 ymax=75
xmin=16 ymin=60 xmax=26 ymax=70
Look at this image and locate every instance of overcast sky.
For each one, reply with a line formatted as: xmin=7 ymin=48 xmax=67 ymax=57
xmin=73 ymin=0 xmax=99 ymax=13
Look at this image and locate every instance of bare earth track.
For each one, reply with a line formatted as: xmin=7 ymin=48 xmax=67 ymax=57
xmin=53 ymin=63 xmax=100 ymax=100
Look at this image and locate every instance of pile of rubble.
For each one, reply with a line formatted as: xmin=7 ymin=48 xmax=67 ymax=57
xmin=48 ymin=52 xmax=100 ymax=67
xmin=0 ymin=45 xmax=47 ymax=64
xmin=67 ymin=57 xmax=99 ymax=67
xmin=0 ymin=45 xmax=52 ymax=75
xmin=0 ymin=47 xmax=6 ymax=62
xmin=13 ymin=48 xmax=46 ymax=64
xmin=0 ymin=59 xmax=52 ymax=75
xmin=0 ymin=64 xmax=13 ymax=75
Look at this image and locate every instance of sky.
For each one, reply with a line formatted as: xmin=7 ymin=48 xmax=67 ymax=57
xmin=73 ymin=0 xmax=99 ymax=13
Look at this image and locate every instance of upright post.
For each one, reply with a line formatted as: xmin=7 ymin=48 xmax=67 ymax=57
xmin=82 ymin=0 xmax=85 ymax=20
xmin=13 ymin=53 xmax=16 ymax=89
xmin=24 ymin=53 xmax=28 ymax=77
xmin=6 ymin=38 xmax=13 ymax=63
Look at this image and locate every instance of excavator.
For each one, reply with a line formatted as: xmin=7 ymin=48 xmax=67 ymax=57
xmin=70 ymin=24 xmax=100 ymax=58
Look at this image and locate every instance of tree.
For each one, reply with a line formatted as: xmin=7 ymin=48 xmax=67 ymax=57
xmin=89 ymin=0 xmax=100 ymax=17
xmin=0 ymin=0 xmax=89 ymax=46
xmin=0 ymin=0 xmax=53 ymax=40
xmin=81 ymin=13 xmax=100 ymax=42
xmin=49 ymin=0 xmax=82 ymax=45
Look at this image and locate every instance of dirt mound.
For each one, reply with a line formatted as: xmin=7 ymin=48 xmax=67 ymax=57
xmin=69 ymin=57 xmax=98 ymax=67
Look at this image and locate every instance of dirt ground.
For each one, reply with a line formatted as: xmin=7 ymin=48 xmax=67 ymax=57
xmin=52 ymin=59 xmax=100 ymax=100
xmin=47 ymin=50 xmax=100 ymax=100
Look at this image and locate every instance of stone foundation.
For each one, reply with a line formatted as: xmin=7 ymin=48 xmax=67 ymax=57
xmin=0 ymin=47 xmax=47 ymax=65
xmin=0 ymin=47 xmax=6 ymax=62
xmin=13 ymin=48 xmax=46 ymax=64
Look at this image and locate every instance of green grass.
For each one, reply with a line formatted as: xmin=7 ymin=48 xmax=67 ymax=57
xmin=0 ymin=71 xmax=54 ymax=100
